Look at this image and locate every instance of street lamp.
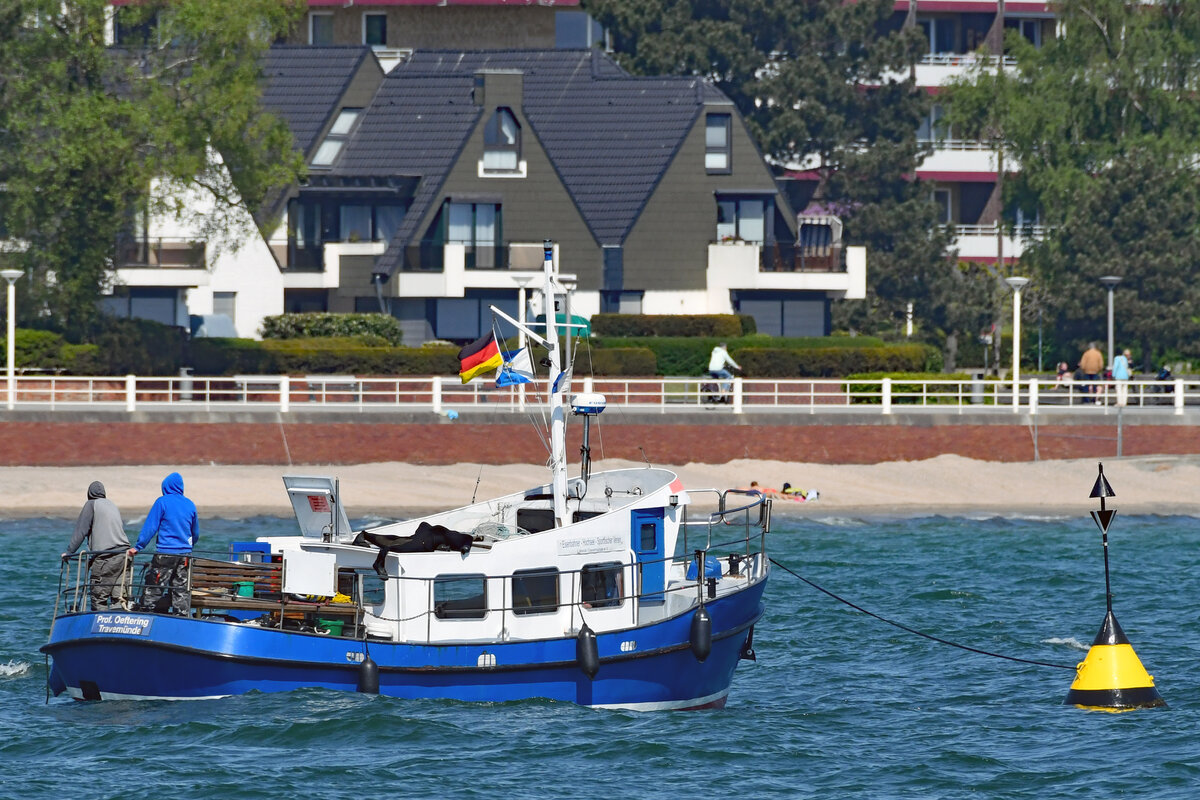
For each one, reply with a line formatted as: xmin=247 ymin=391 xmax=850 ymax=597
xmin=1 ymin=269 xmax=23 ymax=411
xmin=1099 ymin=275 xmax=1122 ymax=370
xmin=1005 ymin=276 xmax=1030 ymax=411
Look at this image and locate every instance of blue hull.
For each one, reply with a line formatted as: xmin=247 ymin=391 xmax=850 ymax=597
xmin=43 ymin=581 xmax=765 ymax=710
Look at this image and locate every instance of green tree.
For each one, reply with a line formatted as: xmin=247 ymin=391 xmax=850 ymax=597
xmin=946 ymin=0 xmax=1200 ymax=369
xmin=0 ymin=0 xmax=304 ymax=337
xmin=584 ymin=0 xmax=985 ymax=366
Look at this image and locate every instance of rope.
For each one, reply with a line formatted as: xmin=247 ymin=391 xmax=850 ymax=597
xmin=769 ymin=557 xmax=1076 ymax=671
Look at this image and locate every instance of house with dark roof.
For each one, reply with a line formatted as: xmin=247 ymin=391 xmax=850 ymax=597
xmin=262 ymin=47 xmax=864 ymax=341
xmin=108 ymin=46 xmax=863 ymax=339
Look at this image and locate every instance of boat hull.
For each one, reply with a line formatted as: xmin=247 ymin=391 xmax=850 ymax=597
xmin=42 ymin=580 xmax=765 ymax=710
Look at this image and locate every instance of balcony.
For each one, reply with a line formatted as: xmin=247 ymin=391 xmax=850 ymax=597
xmin=117 ymin=237 xmax=205 ymax=269
xmin=705 ymin=242 xmax=866 ymax=302
xmin=952 ymin=222 xmax=1046 ymax=261
xmin=393 ymin=242 xmax=547 ymax=299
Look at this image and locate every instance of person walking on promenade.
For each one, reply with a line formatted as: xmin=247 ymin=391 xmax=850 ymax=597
xmin=63 ymin=481 xmax=130 ymax=610
xmin=128 ymin=472 xmax=199 ymax=615
xmin=1079 ymin=342 xmax=1104 ymax=402
xmin=1113 ymin=348 xmax=1132 ymax=406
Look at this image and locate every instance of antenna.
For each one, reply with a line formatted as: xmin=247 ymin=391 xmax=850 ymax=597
xmin=638 ymin=446 xmax=651 ymax=468
xmin=472 ymin=465 xmax=484 ymax=504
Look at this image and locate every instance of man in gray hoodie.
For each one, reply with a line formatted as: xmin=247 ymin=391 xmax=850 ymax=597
xmin=63 ymin=481 xmax=130 ymax=610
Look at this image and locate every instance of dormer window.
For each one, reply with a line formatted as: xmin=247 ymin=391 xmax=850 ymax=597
xmin=483 ymin=108 xmax=521 ymax=173
xmin=705 ymin=113 xmax=731 ymax=173
xmin=311 ymin=109 xmax=361 ymax=168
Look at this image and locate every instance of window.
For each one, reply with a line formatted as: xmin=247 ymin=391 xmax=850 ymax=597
xmin=340 ymin=205 xmax=371 ymax=242
xmin=555 ymin=10 xmax=605 ymax=48
xmin=601 ymin=290 xmax=642 ymax=314
xmin=639 ymin=522 xmax=656 ymax=552
xmin=309 ymin=13 xmax=333 ymax=45
xmin=705 ymin=113 xmax=732 ymax=172
xmin=483 ymin=109 xmax=521 ymax=173
xmin=918 ymin=18 xmax=956 ymax=55
xmin=434 ymin=574 xmax=488 ymax=619
xmin=580 ymin=562 xmax=623 ymax=609
xmin=363 ymin=13 xmax=386 ymax=47
xmin=114 ymin=7 xmax=158 ymax=45
xmin=446 ymin=202 xmax=501 ymax=268
xmin=1007 ymin=18 xmax=1043 ymax=48
xmin=512 ymin=568 xmax=559 ymax=616
xmin=311 ymin=109 xmax=361 ymax=168
xmin=716 ymin=198 xmax=766 ymax=243
xmin=932 ymin=188 xmax=952 ymax=224
xmin=288 ymin=198 xmax=406 ymax=267
xmin=917 ymin=104 xmax=948 ymax=143
xmin=213 ymin=292 xmax=235 ymax=320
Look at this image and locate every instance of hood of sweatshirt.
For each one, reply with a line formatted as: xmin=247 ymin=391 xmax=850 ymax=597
xmin=87 ymin=481 xmax=106 ymax=500
xmin=161 ymin=472 xmax=184 ymax=496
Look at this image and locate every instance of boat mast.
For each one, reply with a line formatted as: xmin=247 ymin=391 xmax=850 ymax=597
xmin=543 ymin=240 xmax=569 ymax=527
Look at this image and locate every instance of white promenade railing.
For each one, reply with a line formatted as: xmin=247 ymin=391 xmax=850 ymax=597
xmin=0 ymin=375 xmax=1194 ymax=416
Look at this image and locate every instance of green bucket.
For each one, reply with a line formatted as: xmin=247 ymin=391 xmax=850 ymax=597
xmin=234 ymin=581 xmax=254 ymax=598
xmin=317 ymin=619 xmax=344 ymax=636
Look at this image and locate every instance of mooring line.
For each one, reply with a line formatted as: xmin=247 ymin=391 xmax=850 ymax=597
xmin=769 ymin=558 xmax=1076 ymax=670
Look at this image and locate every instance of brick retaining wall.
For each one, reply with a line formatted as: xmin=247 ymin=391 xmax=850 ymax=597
xmin=3 ymin=412 xmax=1199 ymax=465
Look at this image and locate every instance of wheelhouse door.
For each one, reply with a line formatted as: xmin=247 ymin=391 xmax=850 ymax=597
xmin=631 ymin=508 xmax=665 ymax=604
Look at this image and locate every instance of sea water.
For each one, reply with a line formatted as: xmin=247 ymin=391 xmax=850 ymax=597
xmin=1 ymin=513 xmax=1198 ymax=799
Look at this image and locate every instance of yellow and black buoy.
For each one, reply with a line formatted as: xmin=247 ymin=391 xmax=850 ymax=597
xmin=1064 ymin=463 xmax=1165 ymax=711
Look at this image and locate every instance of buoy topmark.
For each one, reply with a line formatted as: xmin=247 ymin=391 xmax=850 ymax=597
xmin=1064 ymin=610 xmax=1165 ymax=711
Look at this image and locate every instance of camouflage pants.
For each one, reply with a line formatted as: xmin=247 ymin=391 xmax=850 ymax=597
xmin=140 ymin=554 xmax=190 ymax=615
xmin=89 ymin=553 xmax=129 ymax=610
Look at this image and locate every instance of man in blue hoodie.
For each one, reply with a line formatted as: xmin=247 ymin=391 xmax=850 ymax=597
xmin=128 ymin=472 xmax=199 ymax=615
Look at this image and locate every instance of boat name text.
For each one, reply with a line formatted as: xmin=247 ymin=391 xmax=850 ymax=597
xmin=557 ymin=533 xmax=625 ymax=556
xmin=90 ymin=613 xmax=154 ymax=636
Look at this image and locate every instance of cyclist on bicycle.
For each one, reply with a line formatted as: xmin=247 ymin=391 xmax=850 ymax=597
xmin=708 ymin=342 xmax=741 ymax=402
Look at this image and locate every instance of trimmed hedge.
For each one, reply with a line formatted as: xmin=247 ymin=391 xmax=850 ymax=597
xmin=594 ymin=335 xmax=894 ymax=376
xmin=847 ymin=372 xmax=975 ymax=404
xmin=590 ymin=314 xmax=744 ymax=338
xmin=260 ymin=313 xmax=404 ymax=345
xmin=0 ymin=321 xmax=184 ymax=375
xmin=190 ymin=338 xmax=459 ymax=376
xmin=575 ymin=347 xmax=657 ymax=376
xmin=735 ymin=345 xmax=942 ymax=378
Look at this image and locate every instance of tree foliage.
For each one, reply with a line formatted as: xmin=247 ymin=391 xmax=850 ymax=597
xmin=946 ymin=0 xmax=1200 ymax=368
xmin=584 ymin=0 xmax=985 ymax=364
xmin=0 ymin=0 xmax=304 ymax=337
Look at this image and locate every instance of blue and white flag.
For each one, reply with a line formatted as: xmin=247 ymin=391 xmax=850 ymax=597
xmin=495 ymin=347 xmax=535 ymax=387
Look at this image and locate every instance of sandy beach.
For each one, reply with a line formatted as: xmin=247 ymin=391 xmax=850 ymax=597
xmin=3 ymin=453 xmax=1197 ymax=520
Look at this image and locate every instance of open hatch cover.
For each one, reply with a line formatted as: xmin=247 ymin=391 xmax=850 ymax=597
xmin=283 ymin=476 xmax=354 ymax=541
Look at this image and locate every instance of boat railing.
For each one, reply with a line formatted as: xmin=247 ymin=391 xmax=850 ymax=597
xmin=679 ymin=488 xmax=770 ymax=559
xmin=54 ymin=525 xmax=768 ymax=642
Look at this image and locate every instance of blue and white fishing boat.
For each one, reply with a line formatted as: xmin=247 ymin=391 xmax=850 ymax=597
xmin=42 ymin=244 xmax=771 ymax=709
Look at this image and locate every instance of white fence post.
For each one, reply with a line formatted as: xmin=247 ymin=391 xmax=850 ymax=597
xmin=432 ymin=375 xmax=443 ymax=415
xmin=279 ymin=376 xmax=290 ymax=413
xmin=1028 ymin=378 xmax=1038 ymax=415
xmin=1175 ymin=378 xmax=1185 ymax=416
xmin=732 ymin=377 xmax=743 ymax=414
xmin=125 ymin=374 xmax=136 ymax=413
xmin=882 ymin=378 xmax=892 ymax=415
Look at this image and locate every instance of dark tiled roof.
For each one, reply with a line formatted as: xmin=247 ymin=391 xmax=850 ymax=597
xmin=261 ymin=46 xmax=374 ymax=156
xmin=333 ymin=49 xmax=713 ymax=276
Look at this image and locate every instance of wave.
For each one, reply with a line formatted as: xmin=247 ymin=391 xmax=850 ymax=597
xmin=0 ymin=660 xmax=31 ymax=678
xmin=1042 ymin=636 xmax=1089 ymax=651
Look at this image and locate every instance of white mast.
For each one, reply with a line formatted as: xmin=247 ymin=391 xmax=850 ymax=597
xmin=542 ymin=240 xmax=569 ymax=527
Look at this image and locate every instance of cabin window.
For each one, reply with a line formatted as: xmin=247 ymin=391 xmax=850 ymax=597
xmin=638 ymin=522 xmax=656 ymax=551
xmin=512 ymin=568 xmax=559 ymax=616
xmin=434 ymin=574 xmax=488 ymax=619
xmin=581 ymin=562 xmax=623 ymax=609
xmin=341 ymin=568 xmax=386 ymax=606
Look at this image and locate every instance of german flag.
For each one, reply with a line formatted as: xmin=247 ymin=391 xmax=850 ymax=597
xmin=458 ymin=332 xmax=503 ymax=383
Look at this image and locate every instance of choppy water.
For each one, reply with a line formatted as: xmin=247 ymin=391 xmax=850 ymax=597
xmin=2 ymin=512 xmax=1197 ymax=799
